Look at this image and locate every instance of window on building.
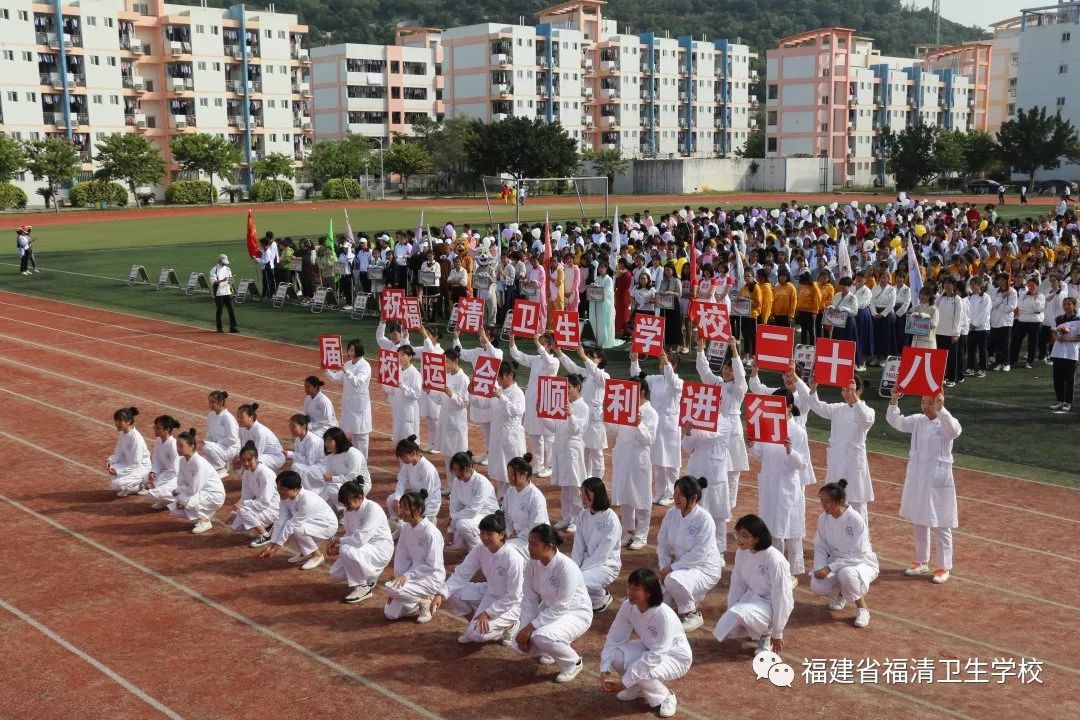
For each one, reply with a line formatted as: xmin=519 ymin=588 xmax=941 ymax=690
xmin=110 ymin=95 xmax=119 ymax=104
xmin=392 ymin=111 xmax=401 ymax=123
xmin=390 ymin=61 xmax=400 ymax=73
xmin=1059 ymin=64 xmax=1068 ymax=74
xmin=1 ymin=51 xmax=12 ymax=61
xmin=198 ymin=61 xmax=207 ymax=70
xmin=270 ymin=133 xmax=277 ymax=142
xmin=266 ymin=65 xmax=274 ymax=74
xmin=92 ymin=94 xmax=103 ymax=104
xmin=25 ymin=92 xmax=36 ymax=101
xmin=0 ymin=9 xmax=8 ymax=19
xmin=199 ymin=98 xmax=208 ymax=107
xmin=107 ymin=57 xmax=117 ymax=66
xmin=196 ymin=24 xmax=204 ymax=34
xmin=264 ymin=29 xmax=272 ymax=38
xmin=767 ymin=84 xmax=777 ymax=100
xmin=1058 ymin=97 xmax=1066 ymax=107
xmin=213 ymin=62 xmax=221 ymax=71
xmin=87 ymin=16 xmax=96 ymax=26
xmin=18 ymin=10 xmax=30 ymax=20
xmin=267 ymin=99 xmax=275 ymax=108
xmin=1063 ymin=32 xmax=1071 ymax=42
xmin=278 ymin=30 xmax=286 ymax=39
xmin=214 ymin=98 xmax=223 ymax=107
xmin=90 ymin=56 xmax=100 ymax=66
xmin=104 ymin=17 xmax=113 ymax=28
xmin=280 ymin=64 xmax=287 ymax=74
xmin=22 ymin=51 xmax=32 ymax=61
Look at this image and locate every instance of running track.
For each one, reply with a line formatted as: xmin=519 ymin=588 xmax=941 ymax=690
xmin=0 ymin=289 xmax=1075 ymax=720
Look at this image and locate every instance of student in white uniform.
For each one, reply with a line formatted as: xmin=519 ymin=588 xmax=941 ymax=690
xmin=300 ymin=376 xmax=337 ymax=438
xmin=508 ymin=333 xmax=560 ymax=478
xmin=200 ymin=390 xmax=240 ymax=474
xmin=749 ymin=390 xmax=811 ymax=582
xmin=434 ymin=510 xmax=524 ymax=645
xmin=228 ymin=440 xmax=281 ymax=547
xmin=600 ymin=569 xmax=690 ymax=719
xmin=452 ymin=328 xmax=503 ymax=465
xmin=794 ymin=375 xmax=876 ymax=522
xmin=384 ymin=489 xmax=446 ymax=623
xmin=417 ymin=327 xmax=444 ymax=454
xmin=325 ymin=339 xmax=373 ymax=457
xmin=388 ymin=345 xmax=423 ymax=445
xmin=488 ymin=361 xmax=526 ymax=499
xmin=809 ymin=480 xmax=879 ymax=629
xmin=328 ymin=478 xmax=393 ymax=604
xmin=713 ymin=514 xmax=795 ymax=654
xmin=887 ymin=388 xmax=962 ymax=584
xmin=610 ymin=379 xmax=658 ymax=551
xmin=555 ymin=346 xmax=611 ymax=478
xmin=236 ymin=403 xmax=286 ymax=472
xmin=320 ymin=427 xmax=370 ymax=510
xmin=375 ymin=320 xmax=412 ymax=353
xmin=285 ymin=414 xmax=326 ymax=491
xmin=146 ymin=415 xmax=181 ymax=510
xmin=571 ymin=477 xmax=622 ymax=612
xmin=436 ymin=348 xmax=471 ymax=479
xmin=503 ymin=454 xmax=551 ymax=559
xmin=512 ymin=524 xmax=593 ymax=684
xmin=258 ymin=470 xmax=339 ymax=571
xmin=656 ymin=476 xmax=724 ymax=632
xmin=169 ymin=428 xmax=226 ymax=535
xmin=105 ymin=406 xmax=151 ymax=497
xmin=447 ymin=451 xmax=500 ymax=551
xmin=387 ymin=436 xmax=442 ymax=524
xmin=546 ymin=374 xmax=589 ymax=531
xmin=680 ymin=411 xmax=733 ymax=560
xmin=629 ymin=351 xmax=684 ymax=506
xmin=697 ymin=337 xmax=748 ymax=509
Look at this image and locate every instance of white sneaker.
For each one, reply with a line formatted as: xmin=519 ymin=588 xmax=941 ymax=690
xmin=1061 ymin=403 xmax=1073 ymax=413
xmin=658 ymin=693 xmax=678 ymax=718
xmin=191 ymin=518 xmax=213 ymax=534
xmin=554 ymin=519 xmax=573 ymax=530
xmin=616 ymin=687 xmax=644 ymax=702
xmin=501 ymin=622 xmax=519 ymax=646
xmin=790 ymin=575 xmax=799 ymax=588
xmin=562 ymin=523 xmax=576 ymax=534
xmin=536 ymin=467 xmax=552 ymax=478
xmin=756 ymin=635 xmax=772 ymax=654
xmin=854 ymin=608 xmax=871 ymax=628
xmin=931 ymin=569 xmax=951 ymax=584
xmin=1051 ymin=402 xmax=1064 ymax=411
xmin=620 ymin=534 xmax=634 ymax=548
xmin=555 ymin=660 xmax=584 ymax=683
xmin=416 ymin=598 xmax=433 ymax=624
xmin=421 ymin=444 xmax=435 ymax=453
xmin=855 ymin=364 xmax=867 ymax=372
xmin=828 ymin=596 xmax=847 ymax=611
xmin=343 ymin=584 xmax=373 ymax=604
xmin=150 ymin=501 xmax=166 ymax=510
xmin=537 ymin=654 xmax=556 ymax=665
xmin=628 ymin=538 xmax=647 ymax=551
xmin=457 ymin=634 xmax=471 ymax=644
xmin=680 ymin=611 xmax=704 ymax=633
xmin=593 ymin=591 xmax=613 ymax=613
xmin=1002 ymin=364 xmax=1011 ymax=372
xmin=136 ymin=488 xmax=150 ymax=496
xmin=904 ymin=562 xmax=930 ymax=576
xmin=116 ymin=490 xmax=131 ymax=498
xmin=476 ymin=454 xmax=488 ymax=466
xmin=655 ymin=497 xmax=674 ymax=507
xmin=300 ymin=554 xmax=324 ymax=571
xmin=287 ymin=552 xmax=310 ymax=564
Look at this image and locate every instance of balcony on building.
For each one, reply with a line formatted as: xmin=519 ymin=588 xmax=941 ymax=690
xmin=599 ymin=78 xmax=620 ymax=101
xmin=292 ymin=74 xmax=311 ymax=96
xmin=347 ymin=58 xmax=386 ymax=82
xmin=599 ymin=106 xmax=620 ymax=127
xmin=581 ymin=114 xmax=594 ymax=127
xmin=402 ymin=60 xmax=427 ymax=77
xmin=490 ymin=39 xmax=513 ymax=66
xmin=291 ymin=33 xmax=309 ymax=62
xmin=348 ymin=84 xmax=387 ymax=100
xmin=170 ymin=108 xmax=197 ymax=130
xmin=581 ymin=55 xmax=594 ymax=72
xmin=244 ymin=29 xmax=261 ymax=57
xmin=491 ymin=100 xmax=512 ymax=121
xmin=247 ymin=100 xmax=265 ymax=127
xmin=294 ymin=136 xmax=312 ymax=162
xmin=600 ymin=131 xmax=619 ymax=150
xmin=164 ymin=25 xmax=192 ymax=56
xmin=167 ymin=63 xmax=195 ymax=93
xmin=490 ymin=71 xmax=512 ymax=97
xmin=598 ymin=49 xmax=619 ymax=73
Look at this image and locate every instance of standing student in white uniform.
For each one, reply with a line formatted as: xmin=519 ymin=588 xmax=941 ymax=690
xmin=324 ymin=339 xmax=373 ymax=457
xmin=508 ymin=333 xmax=560 ymax=478
xmin=809 ymin=480 xmax=879 ymax=628
xmin=487 ymin=361 xmax=526 ymax=499
xmin=610 ymin=379 xmax=658 ymax=551
xmin=629 ymin=351 xmax=684 ymax=506
xmin=697 ymin=337 xmax=748 ymax=510
xmin=146 ymin=415 xmax=181 ymax=510
xmin=546 ymin=374 xmax=589 ymax=531
xmin=417 ymin=326 xmax=444 ymax=454
xmin=503 ymin=454 xmax=551 ymax=559
xmin=887 ymin=388 xmax=962 ymax=584
xmin=513 ymin=524 xmax=594 ymax=683
xmin=452 ymin=328 xmax=503 ymax=465
xmin=375 ymin=320 xmax=412 ymax=353
xmin=436 ymin=348 xmax=471 ymax=479
xmin=169 ymin=428 xmax=226 ymax=535
xmin=200 ymin=390 xmax=240 ymax=475
xmin=657 ymin=476 xmax=724 ymax=632
xmin=301 ymin=376 xmax=337 ymax=438
xmin=555 ymin=345 xmax=611 ymax=478
xmin=387 ymin=436 xmax=442 ymax=524
xmin=600 ymin=569 xmax=690 ymax=718
xmin=384 ymin=489 xmax=446 ymax=624
xmin=228 ymin=441 xmax=281 ymax=547
xmin=320 ymin=427 xmax=370 ymax=510
xmin=105 ymin=406 xmax=151 ymax=497
xmin=447 ymin=451 xmax=500 ymax=551
xmin=680 ymin=413 xmax=733 ymax=560
xmin=571 ymin=477 xmax=622 ymax=613
xmin=236 ymin=403 xmax=286 ymax=472
xmin=434 ymin=510 xmax=524 ymax=645
xmin=285 ymin=414 xmax=326 ymax=491
xmin=713 ymin=514 xmax=795 ymax=654
xmin=258 ymin=470 xmax=339 ymax=571
xmin=388 ymin=345 xmax=423 ymax=445
xmin=327 ymin=479 xmax=393 ymax=604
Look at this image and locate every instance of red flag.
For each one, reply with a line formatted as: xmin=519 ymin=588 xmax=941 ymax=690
xmin=688 ymin=222 xmax=698 ymax=296
xmin=246 ymin=209 xmax=259 ymax=261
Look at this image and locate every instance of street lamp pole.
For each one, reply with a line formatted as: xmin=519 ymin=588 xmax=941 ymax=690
xmin=373 ymin=137 xmax=385 ymax=200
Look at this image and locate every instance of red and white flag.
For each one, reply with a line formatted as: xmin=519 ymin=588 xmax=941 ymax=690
xmin=745 ymin=394 xmax=788 ymax=444
xmin=632 ymin=314 xmax=666 ymax=357
xmin=456 ymin=297 xmax=485 ymax=334
xmin=402 ymin=296 xmax=423 ymax=330
xmin=813 ymin=337 xmax=856 ymax=387
xmin=381 ymin=288 xmax=405 ymax=321
xmin=469 ymin=354 xmax=500 ymax=399
xmin=377 ymin=348 xmax=400 ymax=387
xmin=421 ymin=351 xmax=447 ymax=392
xmin=603 ymin=379 xmax=639 ymax=426
xmin=552 ymin=310 xmax=581 ymax=349
xmin=755 ymin=324 xmax=795 ymax=372
xmin=318 ymin=334 xmax=344 ymax=370
xmin=679 ymin=381 xmax=722 ymax=432
xmin=511 ymin=299 xmax=543 ymax=337
xmin=695 ymin=301 xmax=732 ymax=342
xmin=895 ymin=346 xmax=948 ymax=397
xmin=536 ymin=376 xmax=569 ymax=420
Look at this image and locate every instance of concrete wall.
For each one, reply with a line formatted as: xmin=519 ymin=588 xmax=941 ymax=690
xmin=595 ymin=157 xmax=834 ymax=195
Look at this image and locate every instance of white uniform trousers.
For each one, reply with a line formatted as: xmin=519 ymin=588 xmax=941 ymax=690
xmin=448 ymin=515 xmax=484 ymax=551
xmin=914 ymin=524 xmax=953 ymax=570
xmin=584 ymin=448 xmax=605 ymax=479
xmin=109 ymin=468 xmax=147 ymax=494
xmin=560 ymin=486 xmax=584 ymax=525
xmin=146 ymin=479 xmax=178 ymax=503
xmin=652 ymin=465 xmax=677 ymax=504
xmin=351 ymin=433 xmax=370 ymax=460
xmin=384 ymin=575 xmax=443 ymax=619
xmin=608 ymin=640 xmax=685 ymax=707
xmin=773 ymin=538 xmax=805 ymax=576
xmin=582 ymin=565 xmax=618 ymax=608
xmin=713 ymin=592 xmax=772 ymax=642
xmin=809 ymin=565 xmax=875 ymax=604
xmin=621 ymin=506 xmax=651 ymax=544
xmin=201 ymin=442 xmax=235 ymax=471
xmin=513 ymin=614 xmax=591 ymax=672
xmin=445 ymin=583 xmax=517 ymax=643
xmin=727 ymin=470 xmax=741 ymax=511
xmin=330 ymin=545 xmax=392 ymax=588
xmin=526 ymin=432 xmax=553 ymax=470
xmin=663 ymin=568 xmax=717 ymax=615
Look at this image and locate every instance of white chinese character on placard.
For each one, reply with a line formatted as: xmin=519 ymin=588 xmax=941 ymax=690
xmin=633 ymin=314 xmax=665 ymax=356
xmin=319 ymin=335 xmax=343 ymax=370
xmin=680 ymin=382 xmax=721 ymax=431
xmin=537 ymin=376 xmax=568 ymax=420
xmin=745 ymin=394 xmax=787 ymax=444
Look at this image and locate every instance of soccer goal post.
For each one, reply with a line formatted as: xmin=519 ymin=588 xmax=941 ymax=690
xmin=481 ymin=176 xmax=610 ymax=224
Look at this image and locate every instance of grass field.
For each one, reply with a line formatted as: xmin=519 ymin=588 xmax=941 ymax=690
xmin=2 ymin=194 xmax=1074 ymax=486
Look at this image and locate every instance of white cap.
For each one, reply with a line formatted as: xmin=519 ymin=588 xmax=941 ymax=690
xmin=531 ymin=227 xmax=542 ymax=239
xmin=218 ymin=254 xmax=229 ymax=265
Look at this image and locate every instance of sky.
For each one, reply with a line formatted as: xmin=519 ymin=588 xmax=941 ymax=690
xmin=907 ymin=0 xmax=1030 ymax=30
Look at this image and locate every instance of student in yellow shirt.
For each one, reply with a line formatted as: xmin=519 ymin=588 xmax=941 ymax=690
xmin=771 ymin=268 xmax=797 ymax=328
xmin=755 ymin=269 xmax=774 ymax=325
xmin=795 ymin=272 xmax=821 ymax=344
xmin=737 ymin=277 xmax=763 ymax=355
xmin=816 ymin=271 xmax=836 ymax=337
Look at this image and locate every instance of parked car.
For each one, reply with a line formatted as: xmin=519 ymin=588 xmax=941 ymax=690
xmin=967 ymin=179 xmax=1006 ymax=194
xmin=1035 ymin=179 xmax=1078 ymax=195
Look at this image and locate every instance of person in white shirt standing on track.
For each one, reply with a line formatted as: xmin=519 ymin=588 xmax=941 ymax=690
xmin=555 ymin=345 xmax=611 ymax=479
xmin=324 ymin=339 xmax=373 ymax=457
xmin=209 ymin=253 xmax=239 ymax=333
xmin=809 ymin=479 xmax=879 ymax=629
xmin=452 ymin=328 xmax=503 ymax=466
xmin=545 ymin=374 xmax=589 ymax=532
xmin=509 ymin=333 xmax=560 ymax=478
xmin=629 ymin=351 xmax=684 ymax=507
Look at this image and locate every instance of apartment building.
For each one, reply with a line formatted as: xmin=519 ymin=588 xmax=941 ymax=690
xmin=0 ymin=0 xmax=310 ymax=205
xmin=765 ymin=27 xmax=989 ymax=187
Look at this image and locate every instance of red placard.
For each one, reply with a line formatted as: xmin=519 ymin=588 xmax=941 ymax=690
xmin=603 ymin=379 xmax=640 ymax=426
xmin=456 ymin=297 xmax=485 ymax=334
xmin=632 ymin=313 xmax=666 ymax=357
xmin=679 ymin=381 xmax=722 ymax=432
xmin=469 ymin=354 xmax=501 ymax=399
xmin=377 ymin=348 xmax=400 ymax=387
xmin=318 ymin=334 xmax=344 ymax=370
xmin=745 ymin=394 xmax=789 ymax=444
xmin=895 ymin=346 xmax=948 ymax=397
xmin=813 ymin=337 xmax=856 ymax=387
xmin=381 ymin=288 xmax=405 ymax=321
xmin=402 ymin=296 xmax=423 ymax=330
xmin=695 ymin=301 xmax=732 ymax=342
xmin=552 ymin=310 xmax=581 ymax=350
xmin=536 ymin=376 xmax=569 ymax=420
xmin=755 ymin=324 xmax=795 ymax=372
xmin=511 ymin=299 xmax=543 ymax=338
xmin=421 ymin=351 xmax=447 ymax=392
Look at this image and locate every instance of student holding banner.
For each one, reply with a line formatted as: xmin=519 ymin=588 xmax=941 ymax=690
xmin=417 ymin=326 xmax=444 ymax=455
xmin=509 ymin=333 xmax=560 ymax=479
xmin=544 ymin=374 xmax=589 ymax=532
xmin=629 ymin=351 xmax=684 ymax=507
xmin=696 ymin=337 xmax=749 ymax=511
xmin=388 ymin=346 xmax=423 ymax=445
xmin=435 ymin=349 xmax=471 ymax=479
xmin=555 ymin=346 xmax=611 ymax=479
xmin=324 ymin=339 xmax=373 ymax=457
xmin=609 ymin=380 xmax=658 ymax=551
xmin=453 ymin=329 xmax=503 ymax=466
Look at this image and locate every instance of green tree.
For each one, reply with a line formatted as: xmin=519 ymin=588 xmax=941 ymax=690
xmin=932 ymin=129 xmax=966 ymax=184
xmin=251 ymin=152 xmax=295 ymax=181
xmin=92 ymin=133 xmax=165 ymax=208
xmin=582 ymin=148 xmax=629 ymax=191
xmin=305 ymin=136 xmax=371 ymax=187
xmin=961 ymin=130 xmax=1006 ymax=179
xmin=995 ymin=106 xmax=1080 ymax=190
xmin=467 ymin=116 xmax=579 ymax=180
xmin=23 ymin=138 xmax=81 ymax=214
xmin=736 ymin=127 xmax=766 ymax=159
xmin=880 ymin=123 xmax=940 ymax=191
xmin=384 ymin=141 xmax=433 ymax=198
xmin=409 ymin=116 xmax=480 ymax=192
xmin=0 ymin=134 xmax=26 ymax=183
xmin=170 ymin=133 xmax=242 ymax=203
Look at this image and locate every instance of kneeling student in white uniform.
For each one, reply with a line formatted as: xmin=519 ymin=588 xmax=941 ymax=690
xmin=106 ymin=406 xmax=151 ymax=497
xmin=169 ymin=428 xmax=226 ymax=535
xmin=384 ymin=489 xmax=446 ymax=623
xmin=327 ymin=478 xmax=393 ymax=604
xmin=447 ymin=451 xmax=500 ymax=551
xmin=258 ymin=470 xmax=339 ymax=571
xmin=285 ymin=414 xmax=326 ymax=491
xmin=657 ymin=477 xmax=724 ymax=633
xmin=236 ymin=403 xmax=286 ymax=472
xmin=809 ymin=480 xmax=879 ymax=628
xmin=301 ymin=375 xmax=337 ymax=438
xmin=434 ymin=510 xmax=524 ymax=645
xmin=228 ymin=441 xmax=281 ymax=548
xmin=200 ymin=390 xmax=240 ymax=474
xmin=513 ymin=524 xmax=594 ymax=684
xmin=572 ymin=477 xmax=622 ymax=613
xmin=146 ymin=415 xmax=181 ymax=509
xmin=600 ymin=568 xmax=690 ymax=719
xmin=502 ymin=454 xmax=551 ymax=558
xmin=320 ymin=427 xmax=370 ymax=510
xmin=713 ymin=514 xmax=795 ymax=654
